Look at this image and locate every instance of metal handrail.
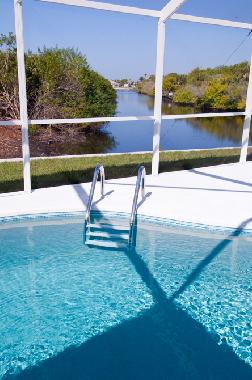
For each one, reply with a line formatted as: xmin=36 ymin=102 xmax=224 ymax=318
xmin=85 ymin=165 xmax=105 ymax=228
xmin=128 ymin=165 xmax=146 ymax=248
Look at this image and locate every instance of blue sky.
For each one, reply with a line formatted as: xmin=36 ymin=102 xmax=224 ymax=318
xmin=1 ymin=0 xmax=252 ymax=80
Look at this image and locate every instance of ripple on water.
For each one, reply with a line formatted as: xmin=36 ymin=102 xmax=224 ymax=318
xmin=0 ymin=218 xmax=251 ymax=378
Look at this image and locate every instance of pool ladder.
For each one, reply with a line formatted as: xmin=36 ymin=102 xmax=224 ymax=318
xmin=84 ymin=164 xmax=146 ymax=250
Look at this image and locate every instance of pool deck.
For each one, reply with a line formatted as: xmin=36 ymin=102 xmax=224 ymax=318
xmin=1 ymin=162 xmax=252 ymax=230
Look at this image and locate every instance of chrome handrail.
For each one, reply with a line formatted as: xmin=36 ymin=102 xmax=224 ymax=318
xmin=84 ymin=164 xmax=105 ymax=231
xmin=128 ymin=165 xmax=146 ymax=248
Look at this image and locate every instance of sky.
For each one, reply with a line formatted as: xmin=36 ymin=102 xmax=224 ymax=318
xmin=1 ymin=0 xmax=252 ymax=80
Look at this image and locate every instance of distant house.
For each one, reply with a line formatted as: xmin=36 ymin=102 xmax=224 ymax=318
xmin=110 ymin=79 xmax=136 ymax=89
xmin=110 ymin=80 xmax=119 ymax=88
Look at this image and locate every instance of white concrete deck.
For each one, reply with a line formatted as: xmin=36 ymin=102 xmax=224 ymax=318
xmin=1 ymin=162 xmax=252 ymax=230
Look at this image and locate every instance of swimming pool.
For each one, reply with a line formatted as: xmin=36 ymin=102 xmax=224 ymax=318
xmin=0 ymin=213 xmax=251 ymax=379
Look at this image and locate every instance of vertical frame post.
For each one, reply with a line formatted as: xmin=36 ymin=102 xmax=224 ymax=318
xmin=152 ymin=20 xmax=166 ymax=176
xmin=240 ymin=54 xmax=252 ymax=163
xmin=14 ymin=0 xmax=31 ymax=192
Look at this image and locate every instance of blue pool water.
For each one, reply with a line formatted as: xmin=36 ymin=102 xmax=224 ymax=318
xmin=0 ymin=213 xmax=251 ymax=379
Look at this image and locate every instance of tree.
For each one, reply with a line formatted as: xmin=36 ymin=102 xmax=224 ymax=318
xmin=136 ymin=62 xmax=249 ymax=111
xmin=0 ymin=33 xmax=116 ymax=121
xmin=187 ymin=67 xmax=208 ymax=85
xmin=173 ymin=88 xmax=197 ymax=104
xmin=203 ymin=80 xmax=229 ymax=110
xmin=163 ymin=75 xmax=177 ymax=95
xmin=162 ymin=73 xmax=186 ymax=96
xmin=0 ymin=33 xmax=19 ymax=119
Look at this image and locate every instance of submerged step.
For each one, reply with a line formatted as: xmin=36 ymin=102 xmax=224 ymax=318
xmin=86 ymin=239 xmax=128 ymax=249
xmin=87 ymin=223 xmax=129 ymax=233
xmin=87 ymin=231 xmax=129 ymax=240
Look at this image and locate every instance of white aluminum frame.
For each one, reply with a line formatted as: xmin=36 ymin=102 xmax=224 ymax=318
xmin=14 ymin=0 xmax=31 ymax=192
xmin=240 ymin=54 xmax=252 ymax=162
xmin=0 ymin=0 xmax=252 ymax=191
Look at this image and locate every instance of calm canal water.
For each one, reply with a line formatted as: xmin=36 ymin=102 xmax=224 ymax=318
xmin=100 ymin=90 xmax=247 ymax=153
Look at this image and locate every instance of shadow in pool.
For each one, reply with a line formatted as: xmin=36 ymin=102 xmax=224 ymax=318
xmin=169 ymin=218 xmax=252 ymax=302
xmin=5 ymin=220 xmax=252 ymax=380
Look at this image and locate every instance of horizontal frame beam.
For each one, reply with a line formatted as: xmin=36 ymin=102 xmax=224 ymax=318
xmin=37 ymin=0 xmax=160 ymax=17
xmin=161 ymin=111 xmax=246 ymax=119
xmin=171 ymin=13 xmax=252 ymax=30
xmin=0 ymin=120 xmax=21 ymax=126
xmin=0 ymin=146 xmax=244 ymax=164
xmin=0 ymin=112 xmax=246 ymax=126
xmin=37 ymin=0 xmax=252 ymax=29
xmin=30 ymin=116 xmax=154 ymax=124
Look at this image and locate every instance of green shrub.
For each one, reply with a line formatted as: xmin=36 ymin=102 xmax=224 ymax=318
xmin=0 ymin=33 xmax=116 ymax=121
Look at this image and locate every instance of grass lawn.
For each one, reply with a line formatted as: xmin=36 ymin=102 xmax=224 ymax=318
xmin=0 ymin=148 xmax=251 ymax=193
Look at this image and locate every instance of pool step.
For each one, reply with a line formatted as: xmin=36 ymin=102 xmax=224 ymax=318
xmin=87 ymin=231 xmax=129 ymax=240
xmin=85 ymin=221 xmax=129 ymax=249
xmin=86 ymin=238 xmax=127 ymax=249
xmin=88 ymin=222 xmax=129 ymax=233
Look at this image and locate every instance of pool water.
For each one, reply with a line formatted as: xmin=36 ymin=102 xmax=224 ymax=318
xmin=0 ymin=214 xmax=251 ymax=379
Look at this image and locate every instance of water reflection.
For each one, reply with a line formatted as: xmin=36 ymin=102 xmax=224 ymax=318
xmin=187 ymin=117 xmax=245 ymax=143
xmin=29 ymin=127 xmax=116 ymax=157
xmin=144 ymin=96 xmax=195 ymax=115
xmin=0 ymin=125 xmax=117 ymax=159
xmin=104 ymin=90 xmax=251 ymax=152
